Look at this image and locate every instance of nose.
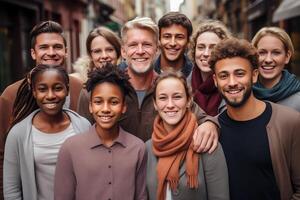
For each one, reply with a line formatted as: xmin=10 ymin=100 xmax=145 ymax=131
xmin=264 ymin=52 xmax=273 ymax=63
xmin=166 ymin=97 xmax=175 ymax=108
xmin=47 ymin=47 xmax=55 ymax=56
xmin=136 ymin=44 xmax=144 ymax=54
xmin=46 ymin=89 xmax=55 ymax=100
xmin=101 ymin=51 xmax=108 ymax=59
xmin=228 ymin=75 xmax=238 ymax=87
xmin=203 ymin=47 xmax=210 ymax=57
xmin=101 ymin=102 xmax=110 ymax=113
xmin=170 ymin=36 xmax=176 ymax=46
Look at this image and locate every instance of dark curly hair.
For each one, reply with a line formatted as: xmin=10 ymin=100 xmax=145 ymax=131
xmin=209 ymin=38 xmax=259 ymax=71
xmin=86 ymin=63 xmax=132 ymax=99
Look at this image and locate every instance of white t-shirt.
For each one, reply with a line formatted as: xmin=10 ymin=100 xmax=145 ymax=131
xmin=32 ymin=124 xmax=75 ymax=200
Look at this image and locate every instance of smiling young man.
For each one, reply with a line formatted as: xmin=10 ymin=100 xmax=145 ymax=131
xmin=210 ymin=38 xmax=300 ymax=200
xmin=154 ymin=12 xmax=193 ymax=80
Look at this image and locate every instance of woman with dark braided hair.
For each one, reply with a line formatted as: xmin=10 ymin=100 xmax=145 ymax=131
xmin=3 ymin=64 xmax=90 ymax=200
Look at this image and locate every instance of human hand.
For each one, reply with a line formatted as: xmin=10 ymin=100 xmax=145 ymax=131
xmin=192 ymin=121 xmax=219 ymax=154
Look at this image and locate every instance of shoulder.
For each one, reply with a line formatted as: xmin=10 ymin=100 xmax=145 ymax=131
xmin=65 ymin=109 xmax=90 ymax=124
xmin=270 ymin=102 xmax=300 ymax=119
xmin=277 ymin=92 xmax=300 ymax=112
xmin=1 ymin=79 xmax=24 ymax=100
xmin=122 ymin=129 xmax=146 ymax=149
xmin=6 ymin=110 xmax=38 ymax=142
xmin=202 ymin=142 xmax=225 ymax=163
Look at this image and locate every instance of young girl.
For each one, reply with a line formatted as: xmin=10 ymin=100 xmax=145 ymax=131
xmin=54 ymin=63 xmax=147 ymax=200
xmin=3 ymin=64 xmax=90 ymax=200
xmin=146 ymin=71 xmax=229 ymax=200
xmin=252 ymin=27 xmax=300 ymax=111
xmin=76 ymin=26 xmax=122 ymax=123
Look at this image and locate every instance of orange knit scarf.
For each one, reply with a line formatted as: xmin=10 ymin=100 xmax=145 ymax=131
xmin=152 ymin=111 xmax=199 ymax=200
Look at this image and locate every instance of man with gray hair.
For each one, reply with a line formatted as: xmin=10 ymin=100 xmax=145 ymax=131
xmin=120 ymin=17 xmax=219 ymax=152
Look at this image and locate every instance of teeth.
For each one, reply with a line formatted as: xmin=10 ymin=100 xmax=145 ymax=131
xmin=261 ymin=66 xmax=275 ymax=70
xmin=227 ymin=90 xmax=241 ymax=94
xmin=134 ymin=58 xmax=147 ymax=62
xmin=45 ymin=103 xmax=57 ymax=109
xmin=99 ymin=116 xmax=112 ymax=121
xmin=165 ymin=111 xmax=177 ymax=117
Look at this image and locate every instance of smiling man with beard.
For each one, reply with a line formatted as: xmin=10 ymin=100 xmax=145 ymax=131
xmin=119 ymin=17 xmax=220 ymax=154
xmin=211 ymin=38 xmax=300 ymax=200
xmin=154 ymin=12 xmax=193 ymax=81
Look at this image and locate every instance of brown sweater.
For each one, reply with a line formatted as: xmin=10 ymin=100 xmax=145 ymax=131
xmin=267 ymin=102 xmax=300 ymax=200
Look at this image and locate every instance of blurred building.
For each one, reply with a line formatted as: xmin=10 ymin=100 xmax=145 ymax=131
xmin=135 ymin=0 xmax=168 ymax=22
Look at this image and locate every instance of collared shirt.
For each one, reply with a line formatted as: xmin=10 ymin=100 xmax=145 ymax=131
xmin=54 ymin=125 xmax=147 ymax=200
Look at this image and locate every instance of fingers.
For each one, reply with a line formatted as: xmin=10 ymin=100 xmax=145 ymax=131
xmin=208 ymin=136 xmax=218 ymax=154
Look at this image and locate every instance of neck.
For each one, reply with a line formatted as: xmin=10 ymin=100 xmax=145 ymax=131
xmin=37 ymin=111 xmax=66 ymax=125
xmin=128 ymin=69 xmax=154 ymax=90
xmin=259 ymin=72 xmax=282 ymax=89
xmin=95 ymin=124 xmax=119 ymax=147
xmin=200 ymin=71 xmax=212 ymax=81
xmin=160 ymin=54 xmax=184 ymax=72
xmin=226 ymin=94 xmax=266 ymax=121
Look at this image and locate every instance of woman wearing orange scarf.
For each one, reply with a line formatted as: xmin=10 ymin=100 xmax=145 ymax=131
xmin=146 ymin=71 xmax=229 ymax=200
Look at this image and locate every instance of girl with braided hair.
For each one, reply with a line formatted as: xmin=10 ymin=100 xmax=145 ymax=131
xmin=3 ymin=64 xmax=90 ymax=200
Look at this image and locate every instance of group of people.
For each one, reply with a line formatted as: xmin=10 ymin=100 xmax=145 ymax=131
xmin=0 ymin=10 xmax=299 ymax=200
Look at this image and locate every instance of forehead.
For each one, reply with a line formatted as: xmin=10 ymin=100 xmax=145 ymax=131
xmin=197 ymin=32 xmax=221 ymax=44
xmin=91 ymin=35 xmax=114 ymax=48
xmin=257 ymin=34 xmax=285 ymax=49
xmin=91 ymin=82 xmax=123 ymax=98
xmin=34 ymin=69 xmax=65 ymax=83
xmin=215 ymin=57 xmax=252 ymax=73
xmin=124 ymin=28 xmax=157 ymax=44
xmin=160 ymin=24 xmax=187 ymax=35
xmin=156 ymin=77 xmax=185 ymax=93
xmin=34 ymin=33 xmax=65 ymax=46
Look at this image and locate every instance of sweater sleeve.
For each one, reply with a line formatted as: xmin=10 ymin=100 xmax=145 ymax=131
xmin=54 ymin=140 xmax=76 ymax=200
xmin=3 ymin=129 xmax=22 ymax=200
xmin=202 ymin=143 xmax=230 ymax=200
xmin=191 ymin=101 xmax=220 ymax=127
xmin=291 ymin=113 xmax=300 ymax=200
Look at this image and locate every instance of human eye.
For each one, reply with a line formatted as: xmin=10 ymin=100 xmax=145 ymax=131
xmin=93 ymin=98 xmax=103 ymax=105
xmin=110 ymin=98 xmax=120 ymax=105
xmin=197 ymin=44 xmax=205 ymax=51
xmin=158 ymin=95 xmax=167 ymax=101
xmin=162 ymin=34 xmax=171 ymax=39
xmin=54 ymin=44 xmax=64 ymax=50
xmin=258 ymin=50 xmax=267 ymax=56
xmin=272 ymin=50 xmax=282 ymax=56
xmin=173 ymin=94 xmax=182 ymax=100
xmin=106 ymin=48 xmax=115 ymax=53
xmin=176 ymin=34 xmax=185 ymax=40
xmin=39 ymin=45 xmax=48 ymax=50
xmin=37 ymin=85 xmax=47 ymax=92
xmin=92 ymin=49 xmax=101 ymax=54
xmin=54 ymin=84 xmax=64 ymax=91
xmin=235 ymin=70 xmax=245 ymax=77
xmin=218 ymin=73 xmax=228 ymax=80
xmin=143 ymin=43 xmax=153 ymax=48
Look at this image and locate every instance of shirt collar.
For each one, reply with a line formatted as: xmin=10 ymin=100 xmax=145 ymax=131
xmin=88 ymin=125 xmax=128 ymax=149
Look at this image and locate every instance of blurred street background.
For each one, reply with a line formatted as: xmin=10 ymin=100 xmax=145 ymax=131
xmin=0 ymin=0 xmax=299 ymax=93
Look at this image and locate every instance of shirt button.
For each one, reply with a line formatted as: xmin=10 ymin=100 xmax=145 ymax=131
xmin=109 ymin=182 xmax=112 ymax=184
xmin=108 ymin=150 xmax=111 ymax=153
xmin=108 ymin=165 xmax=111 ymax=168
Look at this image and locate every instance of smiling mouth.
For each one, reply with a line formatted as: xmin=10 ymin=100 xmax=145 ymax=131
xmin=44 ymin=103 xmax=58 ymax=109
xmin=133 ymin=58 xmax=147 ymax=62
xmin=261 ymin=65 xmax=275 ymax=70
xmin=98 ymin=115 xmax=113 ymax=122
xmin=164 ymin=111 xmax=178 ymax=117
